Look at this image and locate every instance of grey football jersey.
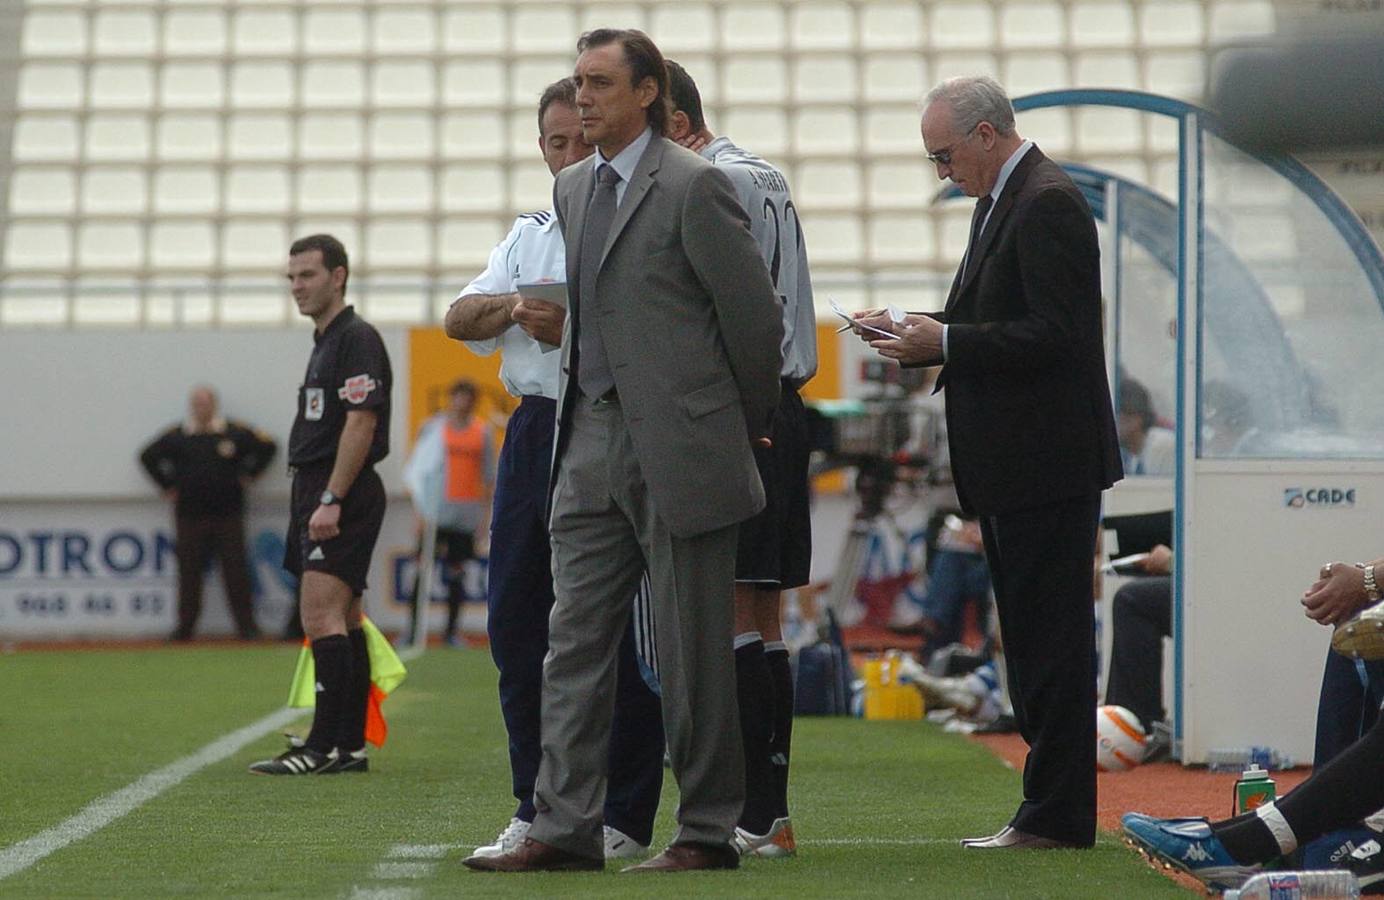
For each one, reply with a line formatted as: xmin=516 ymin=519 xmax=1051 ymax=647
xmin=702 ymin=136 xmax=818 ymax=386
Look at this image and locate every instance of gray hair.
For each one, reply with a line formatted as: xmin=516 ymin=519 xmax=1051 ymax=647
xmin=924 ymin=76 xmax=1016 ymax=136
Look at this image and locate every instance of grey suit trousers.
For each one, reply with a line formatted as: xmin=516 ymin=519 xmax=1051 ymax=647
xmin=528 ymin=396 xmax=745 ymax=857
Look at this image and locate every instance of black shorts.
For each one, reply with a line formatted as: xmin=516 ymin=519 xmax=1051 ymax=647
xmin=284 ymin=463 xmax=386 ymax=596
xmin=736 ymin=382 xmax=812 ymax=589
xmin=435 ymin=527 xmax=475 ymax=566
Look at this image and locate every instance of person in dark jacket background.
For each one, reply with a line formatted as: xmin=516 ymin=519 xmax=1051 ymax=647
xmin=140 ymin=385 xmax=277 ymax=641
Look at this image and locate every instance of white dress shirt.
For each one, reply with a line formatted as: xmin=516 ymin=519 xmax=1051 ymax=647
xmin=943 ymin=139 xmax=1036 ymax=359
xmin=594 ymin=126 xmax=654 ymax=206
xmin=454 ymin=211 xmax=566 ymax=400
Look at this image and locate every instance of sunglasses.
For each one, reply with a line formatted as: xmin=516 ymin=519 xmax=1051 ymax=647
xmin=925 ymin=126 xmax=979 ymax=167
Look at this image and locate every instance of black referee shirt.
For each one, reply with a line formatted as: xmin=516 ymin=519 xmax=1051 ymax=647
xmin=288 ymin=305 xmax=392 ymax=469
xmin=139 ymin=421 xmax=277 ymax=518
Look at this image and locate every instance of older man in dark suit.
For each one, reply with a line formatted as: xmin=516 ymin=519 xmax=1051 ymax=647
xmin=465 ymin=28 xmax=783 ymax=874
xmin=857 ymin=76 xmax=1122 ymax=850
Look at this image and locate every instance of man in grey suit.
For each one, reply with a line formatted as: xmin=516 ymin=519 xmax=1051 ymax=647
xmin=464 ymin=28 xmax=784 ymax=874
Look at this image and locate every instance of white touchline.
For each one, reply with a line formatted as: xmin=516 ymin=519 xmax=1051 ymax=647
xmin=0 ymin=705 xmax=306 ymax=882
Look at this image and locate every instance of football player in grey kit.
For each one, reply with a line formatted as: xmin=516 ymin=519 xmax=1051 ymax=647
xmin=665 ymin=59 xmax=818 ymax=858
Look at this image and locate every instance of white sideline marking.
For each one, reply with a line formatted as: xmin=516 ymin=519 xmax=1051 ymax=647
xmin=349 ymin=888 xmax=421 ymax=900
xmin=807 ymin=838 xmax=963 ymax=846
xmin=0 ymin=705 xmax=306 ymax=882
xmin=387 ymin=843 xmax=459 ymax=859
xmin=371 ymin=861 xmax=434 ymax=880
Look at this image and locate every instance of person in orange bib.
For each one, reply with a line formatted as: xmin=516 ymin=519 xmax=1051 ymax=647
xmin=404 ymin=379 xmax=494 ymax=646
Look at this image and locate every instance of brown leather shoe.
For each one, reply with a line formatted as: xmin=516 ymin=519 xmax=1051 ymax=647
xmin=463 ymin=837 xmax=604 ymax=872
xmin=620 ymin=841 xmax=740 ymax=872
xmin=961 ymin=826 xmax=1081 ymax=850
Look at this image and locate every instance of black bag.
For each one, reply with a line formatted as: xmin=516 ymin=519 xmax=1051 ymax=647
xmin=793 ymin=609 xmax=855 ymax=716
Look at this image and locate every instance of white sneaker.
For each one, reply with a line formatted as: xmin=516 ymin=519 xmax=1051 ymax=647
xmin=470 ymin=817 xmax=530 ymax=859
xmin=603 ymin=825 xmax=648 ymax=860
xmin=733 ymin=817 xmax=797 ymax=858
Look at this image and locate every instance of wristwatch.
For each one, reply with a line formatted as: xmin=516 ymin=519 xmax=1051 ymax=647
xmin=320 ymin=489 xmax=340 ymax=506
xmin=1360 ymin=562 xmax=1381 ymax=603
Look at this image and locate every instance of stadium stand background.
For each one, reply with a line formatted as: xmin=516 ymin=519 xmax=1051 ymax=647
xmin=6 ymin=0 xmax=1379 ymax=329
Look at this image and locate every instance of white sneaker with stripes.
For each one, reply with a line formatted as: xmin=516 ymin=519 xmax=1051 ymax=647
xmin=470 ymin=818 xmax=531 ymax=859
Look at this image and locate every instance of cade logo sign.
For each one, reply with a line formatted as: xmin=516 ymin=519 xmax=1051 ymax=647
xmin=1284 ymin=487 xmax=1357 ymax=509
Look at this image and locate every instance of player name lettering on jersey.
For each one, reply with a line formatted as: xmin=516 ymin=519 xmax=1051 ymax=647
xmin=747 ymin=168 xmax=790 ymax=194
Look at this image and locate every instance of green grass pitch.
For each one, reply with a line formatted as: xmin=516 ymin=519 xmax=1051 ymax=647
xmin=0 ymin=645 xmax=1187 ymax=897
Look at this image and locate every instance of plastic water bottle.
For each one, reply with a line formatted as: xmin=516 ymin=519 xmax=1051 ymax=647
xmin=1206 ymin=746 xmax=1295 ymax=772
xmin=1222 ymin=870 xmax=1360 ymax=899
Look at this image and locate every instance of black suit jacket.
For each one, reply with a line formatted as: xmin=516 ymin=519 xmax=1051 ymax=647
xmin=932 ymin=146 xmax=1122 ymax=516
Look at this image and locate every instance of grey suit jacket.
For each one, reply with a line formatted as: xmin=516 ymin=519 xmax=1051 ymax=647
xmin=552 ymin=135 xmax=784 ymax=537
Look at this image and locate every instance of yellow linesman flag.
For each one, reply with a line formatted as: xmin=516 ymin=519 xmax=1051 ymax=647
xmin=288 ymin=617 xmax=407 ymax=747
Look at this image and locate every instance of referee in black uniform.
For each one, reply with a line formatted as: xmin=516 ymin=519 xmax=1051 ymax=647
xmin=250 ymin=234 xmax=392 ymax=776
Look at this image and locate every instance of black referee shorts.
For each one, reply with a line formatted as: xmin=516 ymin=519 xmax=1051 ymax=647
xmin=735 ymin=381 xmax=812 ymax=589
xmin=284 ymin=463 xmax=386 ymax=596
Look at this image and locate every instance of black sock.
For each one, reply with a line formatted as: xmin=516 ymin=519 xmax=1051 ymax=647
xmin=735 ymin=635 xmax=777 ymax=835
xmin=305 ymin=634 xmax=352 ymax=755
xmin=445 ymin=579 xmax=463 ymax=636
xmin=1212 ymin=812 xmax=1281 ymax=865
xmin=765 ymin=642 xmax=794 ymax=820
xmin=340 ymin=628 xmax=371 ymax=754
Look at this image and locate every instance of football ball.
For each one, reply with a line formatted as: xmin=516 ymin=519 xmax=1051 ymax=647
xmin=1097 ymin=705 xmax=1146 ymax=771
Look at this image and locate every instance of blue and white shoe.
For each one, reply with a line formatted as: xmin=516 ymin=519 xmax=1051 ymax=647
xmin=1121 ymin=812 xmax=1261 ymax=891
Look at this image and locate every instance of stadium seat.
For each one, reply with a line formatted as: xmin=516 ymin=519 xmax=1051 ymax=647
xmin=1077 ymin=107 xmax=1142 ymax=152
xmin=443 ymin=7 xmax=506 ymax=52
xmin=160 ymin=63 xmax=225 ymax=109
xmin=870 ymin=213 xmax=935 ymax=263
xmin=444 ymin=61 xmax=506 ymax=106
xmin=231 ymin=62 xmax=295 ymax=109
xmin=1004 ymin=53 xmax=1070 ymax=97
xmin=368 ymin=167 xmax=434 ymax=214
xmin=792 ymin=3 xmax=855 ymax=50
xmin=932 ymin=3 xmax=996 ymax=49
xmin=77 ymin=222 xmax=143 ymax=269
xmin=864 ymin=56 xmax=925 ymax=102
xmin=21 ymin=63 xmax=83 ymax=108
xmin=1140 ymin=0 xmax=1204 ymax=45
xmin=867 ymin=162 xmax=929 ymax=211
xmin=438 ymin=219 xmax=502 ymax=272
xmin=8 ymin=168 xmax=76 ymax=215
xmin=229 ymin=114 xmax=292 ymax=161
xmin=799 ymin=161 xmax=862 ymax=209
xmin=366 ymin=220 xmax=430 ymax=268
xmin=1145 ymin=51 xmax=1206 ymax=99
xmin=232 ymin=9 xmax=295 ymax=55
xmin=303 ymin=62 xmax=366 ymax=109
xmin=508 ymin=161 xmax=552 ymax=213
xmin=723 ymin=108 xmax=789 ymax=157
xmin=21 ymin=10 xmax=87 ymax=56
xmin=154 ymin=167 xmax=220 ymax=214
xmin=442 ymin=113 xmax=505 ymax=160
xmin=722 ymin=4 xmax=786 ymax=50
xmin=12 ymin=115 xmax=79 ymax=161
xmin=91 ymin=63 xmax=154 ymax=109
xmin=298 ymin=113 xmax=364 ymax=161
xmin=89 ymin=114 xmax=153 ymax=161
xmin=163 ymin=9 xmax=226 ymax=55
xmin=650 ymin=5 xmax=715 ymax=51
xmin=1000 ymin=3 xmax=1065 ymax=47
xmin=1075 ymin=52 xmax=1141 ymax=91
xmin=1209 ymin=0 xmax=1275 ymax=40
xmin=1071 ymin=2 xmax=1136 ymax=45
xmin=373 ymin=61 xmax=435 ymax=107
xmin=82 ymin=168 xmax=146 ymax=214
xmin=374 ymin=8 xmax=436 ymax=53
xmin=513 ymin=57 xmax=572 ymax=105
xmin=5 ymin=223 xmax=71 ymax=270
xmin=861 ymin=3 xmax=924 ymax=49
xmin=218 ymin=288 xmax=287 ymax=324
xmin=155 ymin=114 xmax=217 ymax=161
xmin=369 ymin=113 xmax=434 ymax=160
xmin=804 ymin=214 xmax=863 ymax=263
xmin=798 ymin=107 xmax=860 ymax=155
xmin=298 ymin=166 xmax=363 ymax=214
xmin=93 ymin=9 xmax=156 ymax=56
xmin=225 ymin=166 xmax=290 ymax=214
xmin=73 ymin=286 xmax=141 ymax=325
xmin=303 ymin=9 xmax=365 ymax=53
xmin=724 ymin=58 xmax=788 ymax=103
xmin=150 ymin=221 xmax=215 ymax=269
xmin=222 ymin=220 xmax=288 ymax=268
xmin=513 ymin=6 xmax=577 ymax=52
xmin=794 ymin=55 xmax=858 ymax=104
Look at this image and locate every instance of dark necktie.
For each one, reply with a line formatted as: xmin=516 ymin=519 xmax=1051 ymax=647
xmin=961 ymin=194 xmax=994 ymax=283
xmin=577 ymin=164 xmax=621 ymax=400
